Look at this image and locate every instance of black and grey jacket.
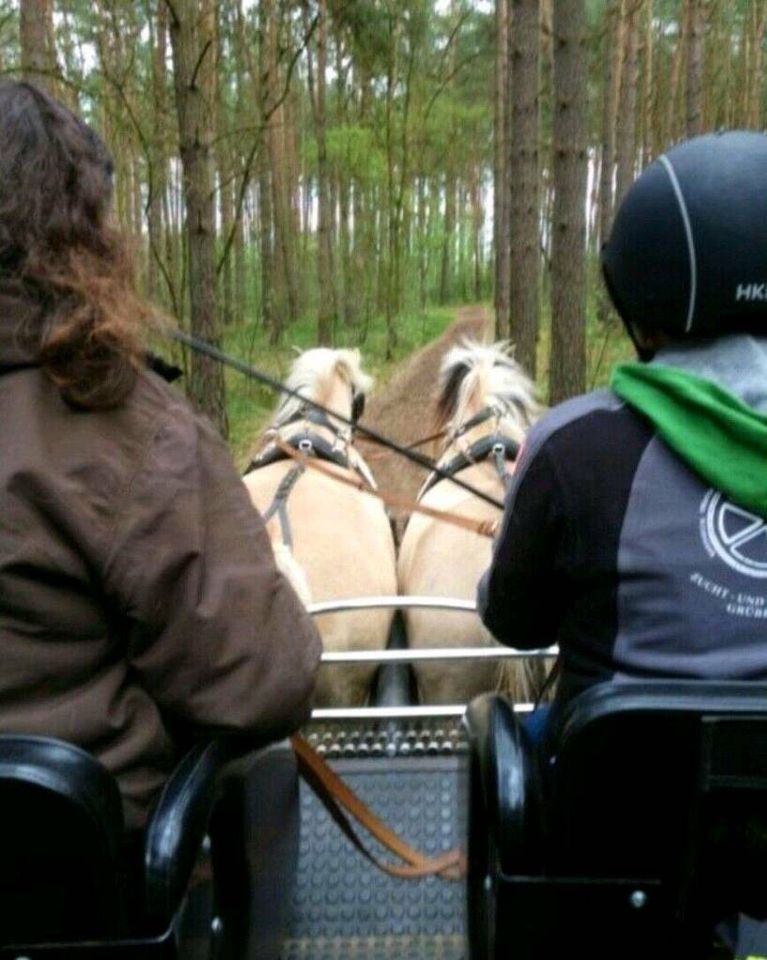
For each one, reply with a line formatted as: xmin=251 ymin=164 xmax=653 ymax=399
xmin=477 ymin=335 xmax=767 ymax=737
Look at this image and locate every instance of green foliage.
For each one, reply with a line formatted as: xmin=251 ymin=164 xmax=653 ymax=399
xmin=325 ymin=125 xmax=388 ymax=182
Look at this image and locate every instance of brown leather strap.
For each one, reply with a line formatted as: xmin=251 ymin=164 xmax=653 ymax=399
xmin=291 ymin=735 xmax=466 ymax=881
xmin=275 ymin=438 xmax=497 ymax=538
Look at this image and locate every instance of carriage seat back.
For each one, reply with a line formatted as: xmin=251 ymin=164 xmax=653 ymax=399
xmin=465 ymin=682 xmax=767 ymax=960
xmin=551 ymin=681 xmax=767 ymax=926
xmin=0 ymin=734 xmax=125 ymax=946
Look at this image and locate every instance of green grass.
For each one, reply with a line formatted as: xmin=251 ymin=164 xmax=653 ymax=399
xmin=222 ymin=305 xmax=456 ymax=469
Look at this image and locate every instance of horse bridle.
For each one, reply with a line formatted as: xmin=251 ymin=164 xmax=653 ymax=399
xmin=246 ymin=386 xmax=373 ymax=548
xmin=419 ymin=405 xmax=519 ymax=499
xmin=247 ymin=381 xmax=365 ymax=475
xmin=171 ymin=328 xmax=504 ymax=510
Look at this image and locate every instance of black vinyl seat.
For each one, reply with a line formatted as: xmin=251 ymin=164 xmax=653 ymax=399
xmin=0 ymin=733 xmax=293 ymax=958
xmin=0 ymin=735 xmax=125 ymax=945
xmin=465 ymin=680 xmax=767 ymax=960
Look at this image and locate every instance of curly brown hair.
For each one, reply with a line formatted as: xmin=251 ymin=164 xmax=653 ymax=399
xmin=0 ymin=81 xmax=152 ymax=408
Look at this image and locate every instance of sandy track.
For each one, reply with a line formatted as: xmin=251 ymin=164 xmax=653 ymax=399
xmin=357 ymin=305 xmax=492 ymax=512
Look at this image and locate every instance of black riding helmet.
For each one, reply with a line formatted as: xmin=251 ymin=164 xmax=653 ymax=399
xmin=601 ymin=131 xmax=767 ymax=352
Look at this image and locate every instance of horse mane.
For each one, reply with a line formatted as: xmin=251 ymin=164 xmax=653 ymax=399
xmin=435 ymin=339 xmax=540 ymax=440
xmin=272 ymin=347 xmax=374 ymax=428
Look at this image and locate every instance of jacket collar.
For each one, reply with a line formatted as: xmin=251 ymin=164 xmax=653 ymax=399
xmin=652 ymin=335 xmax=767 ymax=415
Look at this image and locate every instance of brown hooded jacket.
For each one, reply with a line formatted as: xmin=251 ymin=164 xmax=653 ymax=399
xmin=0 ymin=302 xmax=321 ymax=828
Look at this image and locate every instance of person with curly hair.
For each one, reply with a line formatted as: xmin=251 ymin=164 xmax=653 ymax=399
xmin=0 ymin=81 xmax=321 ymax=830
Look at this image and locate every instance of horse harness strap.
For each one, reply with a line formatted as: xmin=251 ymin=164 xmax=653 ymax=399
xmin=420 ymin=434 xmax=520 ymax=499
xmin=248 ymin=419 xmax=376 ymax=548
xmin=248 ymin=430 xmax=350 ymax=474
xmin=247 ymin=404 xmax=374 ymax=485
xmin=249 ymin=433 xmax=343 ymax=551
xmin=274 ymin=439 xmax=498 ymax=537
xmin=291 ymin=734 xmax=465 ymax=881
xmin=451 ymin=406 xmax=498 ymax=440
xmin=261 ymin=465 xmax=304 ymax=550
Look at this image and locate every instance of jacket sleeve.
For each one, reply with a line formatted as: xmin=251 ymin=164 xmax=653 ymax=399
xmin=103 ymin=405 xmax=321 ymax=744
xmin=477 ymin=435 xmax=567 ymax=650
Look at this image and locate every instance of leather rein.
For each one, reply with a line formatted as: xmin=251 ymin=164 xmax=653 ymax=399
xmin=246 ymin=407 xmax=518 ymax=883
xmin=291 ymin=734 xmax=464 ymax=880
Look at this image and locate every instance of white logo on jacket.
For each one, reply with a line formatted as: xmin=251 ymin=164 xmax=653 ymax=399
xmin=700 ymin=490 xmax=767 ymax=579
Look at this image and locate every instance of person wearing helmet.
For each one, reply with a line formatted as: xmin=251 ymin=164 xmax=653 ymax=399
xmin=478 ymin=131 xmax=767 ymax=750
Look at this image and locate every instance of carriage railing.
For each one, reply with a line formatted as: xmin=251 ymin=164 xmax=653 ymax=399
xmin=308 ymin=595 xmax=557 ymax=719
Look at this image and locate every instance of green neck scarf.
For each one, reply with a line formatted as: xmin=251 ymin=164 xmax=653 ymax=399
xmin=612 ymin=363 xmax=767 ymax=518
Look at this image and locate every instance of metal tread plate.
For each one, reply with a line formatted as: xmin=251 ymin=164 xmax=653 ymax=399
xmin=286 ymin=747 xmax=467 ymax=947
xmin=281 ymin=934 xmax=465 ymax=960
xmin=304 ymin=718 xmax=467 ymax=760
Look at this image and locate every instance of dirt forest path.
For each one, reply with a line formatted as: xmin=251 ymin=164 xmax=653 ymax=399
xmin=357 ymin=304 xmax=492 ymax=516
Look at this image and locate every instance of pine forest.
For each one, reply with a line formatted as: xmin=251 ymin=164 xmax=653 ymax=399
xmin=7 ymin=0 xmax=767 ymax=443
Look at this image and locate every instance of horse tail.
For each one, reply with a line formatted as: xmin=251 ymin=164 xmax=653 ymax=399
xmin=272 ymin=542 xmax=313 ymax=607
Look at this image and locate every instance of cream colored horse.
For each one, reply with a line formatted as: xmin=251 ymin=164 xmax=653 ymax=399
xmin=243 ymin=348 xmax=397 ymax=707
xmin=397 ymin=340 xmax=546 ymax=705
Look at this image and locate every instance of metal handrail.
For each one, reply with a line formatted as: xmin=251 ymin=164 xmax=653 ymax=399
xmin=307 ymin=595 xmax=476 ymax=615
xmin=307 ymin=595 xmax=553 ymax=720
xmin=309 ymin=595 xmax=557 ymax=664
xmin=311 ymin=703 xmax=534 ymax=720
xmin=321 ymin=647 xmax=556 ymax=664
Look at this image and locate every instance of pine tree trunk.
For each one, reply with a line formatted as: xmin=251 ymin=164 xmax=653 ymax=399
xmin=685 ymin=0 xmax=705 ymax=137
xmin=666 ymin=8 xmax=685 ymax=142
xmin=494 ymin=0 xmax=511 ymax=337
xmin=263 ymin=0 xmax=297 ymax=336
xmin=746 ymin=2 xmax=764 ymax=128
xmin=167 ymin=0 xmax=228 ymax=436
xmin=315 ymin=0 xmax=334 ymax=345
xmin=615 ymin=2 xmax=639 ymax=210
xmin=259 ymin=168 xmax=275 ymax=335
xmin=549 ymin=0 xmax=588 ymax=405
xmin=640 ymin=0 xmax=654 ymax=166
xmin=20 ymin=0 xmax=57 ymax=93
xmin=439 ymin=171 xmax=456 ymax=304
xmin=509 ymin=0 xmax=540 ymax=375
xmin=147 ymin=2 xmax=173 ymax=310
xmin=598 ymin=0 xmax=624 ymax=248
xmin=471 ymin=166 xmax=484 ymax=301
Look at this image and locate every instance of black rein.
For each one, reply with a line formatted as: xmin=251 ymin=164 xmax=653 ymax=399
xmin=169 ymin=329 xmax=504 ymax=511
